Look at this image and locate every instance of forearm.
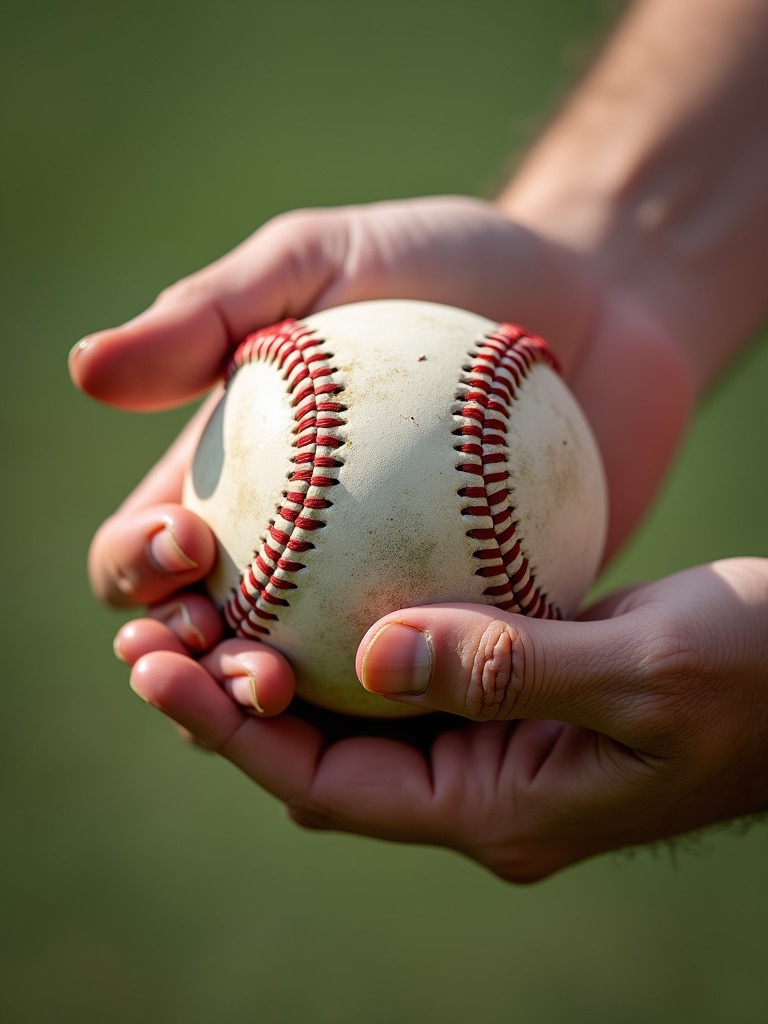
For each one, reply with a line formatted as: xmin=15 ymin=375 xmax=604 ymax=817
xmin=499 ymin=0 xmax=768 ymax=391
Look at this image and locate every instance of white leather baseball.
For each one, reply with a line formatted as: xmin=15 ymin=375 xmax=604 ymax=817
xmin=183 ymin=299 xmax=608 ymax=717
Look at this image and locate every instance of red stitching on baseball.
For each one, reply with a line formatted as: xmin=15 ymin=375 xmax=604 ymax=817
xmin=222 ymin=319 xmax=346 ymax=639
xmin=220 ymin=316 xmax=562 ymax=638
xmin=454 ymin=324 xmax=564 ymax=620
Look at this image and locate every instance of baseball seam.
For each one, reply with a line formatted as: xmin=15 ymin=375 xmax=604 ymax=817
xmin=453 ymin=324 xmax=564 ymax=620
xmin=222 ymin=317 xmax=563 ymax=638
xmin=222 ymin=319 xmax=346 ymax=639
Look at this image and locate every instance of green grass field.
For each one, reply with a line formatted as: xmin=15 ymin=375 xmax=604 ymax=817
xmin=3 ymin=1 xmax=767 ymax=1021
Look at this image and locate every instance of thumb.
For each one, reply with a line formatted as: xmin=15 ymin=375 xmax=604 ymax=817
xmin=356 ymin=602 xmax=645 ymax=737
xmin=68 ymin=209 xmax=343 ymax=412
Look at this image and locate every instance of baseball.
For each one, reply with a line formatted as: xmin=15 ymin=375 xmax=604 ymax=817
xmin=183 ymin=299 xmax=608 ymax=717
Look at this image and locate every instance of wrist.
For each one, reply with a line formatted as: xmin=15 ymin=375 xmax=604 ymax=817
xmin=497 ymin=148 xmax=743 ymax=398
xmin=496 ymin=0 xmax=768 ymax=392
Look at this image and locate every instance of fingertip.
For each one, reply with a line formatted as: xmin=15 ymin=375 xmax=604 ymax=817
xmin=150 ymin=593 xmax=224 ymax=653
xmin=358 ymin=621 xmax=434 ymax=698
xmin=251 ymin=654 xmax=295 ymax=716
xmin=69 ymin=302 xmax=228 ymax=411
xmin=115 ymin=618 xmax=188 ymax=666
xmin=129 ymin=648 xmax=202 ymax=707
xmin=146 ymin=518 xmax=201 ymax=575
xmin=68 ymin=325 xmax=150 ymax=409
xmin=68 ymin=335 xmax=93 ymax=385
xmin=355 ymin=603 xmax=526 ymax=719
xmin=89 ymin=505 xmax=218 ymax=608
xmin=129 ymin=649 xmax=163 ymax=704
xmin=226 ymin=669 xmax=294 ymax=717
xmin=202 ymin=639 xmax=296 ymax=717
xmin=129 ymin=648 xmax=246 ymax=746
xmin=148 ymin=509 xmax=218 ymax=578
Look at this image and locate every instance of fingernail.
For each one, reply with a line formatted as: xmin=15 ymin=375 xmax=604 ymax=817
xmin=68 ymin=336 xmax=95 ymax=380
xmin=113 ymin=628 xmax=128 ymax=663
xmin=68 ymin=336 xmax=91 ymax=363
xmin=153 ymin=601 xmax=207 ymax=651
xmin=129 ymin=660 xmax=155 ymax=705
xmin=246 ymin=666 xmax=266 ymax=715
xmin=130 ymin=682 xmax=152 ymax=704
xmin=225 ymin=662 xmax=266 ymax=714
xmin=147 ymin=519 xmax=199 ymax=575
xmin=360 ymin=623 xmax=433 ymax=696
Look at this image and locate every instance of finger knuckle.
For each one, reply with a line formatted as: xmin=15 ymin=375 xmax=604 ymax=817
xmin=261 ymin=206 xmax=318 ymax=235
xmin=465 ymin=619 xmax=527 ymax=721
xmin=257 ymin=207 xmax=330 ymax=257
xmin=632 ymin=622 xmax=705 ymax=749
xmin=155 ymin=272 xmax=207 ymax=308
xmin=263 ymin=206 xmax=344 ymax=276
xmin=640 ymin=624 xmax=702 ymax=684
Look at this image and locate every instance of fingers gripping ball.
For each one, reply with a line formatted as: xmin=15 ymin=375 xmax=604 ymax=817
xmin=183 ymin=300 xmax=608 ymax=717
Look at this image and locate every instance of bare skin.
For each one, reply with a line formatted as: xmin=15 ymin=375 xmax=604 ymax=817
xmin=72 ymin=0 xmax=768 ymax=881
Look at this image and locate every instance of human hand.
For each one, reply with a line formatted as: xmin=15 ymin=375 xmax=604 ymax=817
xmin=72 ymin=194 xmax=694 ymax=604
xmin=73 ymin=194 xmax=706 ymax=867
xmin=121 ymin=557 xmax=768 ymax=881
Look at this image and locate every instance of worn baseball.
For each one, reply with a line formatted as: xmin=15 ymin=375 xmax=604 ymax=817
xmin=183 ymin=299 xmax=608 ymax=717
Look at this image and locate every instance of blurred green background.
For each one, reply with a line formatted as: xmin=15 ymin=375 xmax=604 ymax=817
xmin=3 ymin=0 xmax=767 ymax=1021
